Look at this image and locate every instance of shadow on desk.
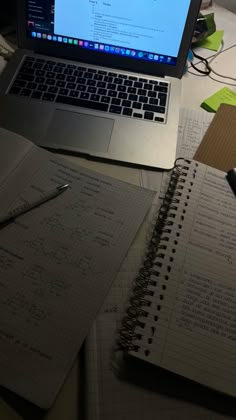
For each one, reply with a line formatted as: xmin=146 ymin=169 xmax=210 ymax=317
xmin=0 ymin=345 xmax=85 ymax=420
xmin=115 ymin=355 xmax=236 ymax=419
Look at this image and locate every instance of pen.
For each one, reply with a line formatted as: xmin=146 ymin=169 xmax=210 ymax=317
xmin=0 ymin=183 xmax=70 ymax=226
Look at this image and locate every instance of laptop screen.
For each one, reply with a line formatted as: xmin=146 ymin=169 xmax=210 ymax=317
xmin=26 ymin=0 xmax=192 ymax=67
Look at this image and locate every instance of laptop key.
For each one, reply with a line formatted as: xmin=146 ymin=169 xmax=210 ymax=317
xmin=122 ymin=100 xmax=131 ymax=107
xmin=101 ymin=96 xmax=111 ymax=103
xmin=35 ymin=70 xmax=44 ymax=76
xmin=54 ymin=66 xmax=63 ymax=73
xmin=42 ymin=93 xmax=56 ymax=101
xmin=155 ymin=116 xmax=165 ymax=122
xmin=13 ymin=80 xmax=27 ymax=87
xmin=114 ymin=77 xmax=123 ymax=84
xmin=137 ymin=88 xmax=146 ymax=96
xmin=27 ymin=82 xmax=37 ymax=89
xmin=56 ymin=81 xmax=66 ymax=88
xmin=38 ymin=84 xmax=48 ymax=91
xmin=159 ymin=82 xmax=168 ymax=87
xmin=80 ymin=92 xmax=89 ymax=99
xmin=117 ymin=86 xmax=126 ymax=92
xmin=9 ymin=86 xmax=21 ymax=95
xmin=159 ymin=93 xmax=167 ymax=107
xmin=87 ymin=87 xmax=97 ymax=94
xmin=108 ymin=90 xmax=117 ymax=98
xmin=111 ymin=98 xmax=121 ymax=105
xmin=20 ymin=88 xmax=31 ymax=96
xmin=109 ymin=105 xmax=122 ymax=114
xmin=67 ymin=82 xmax=76 ymax=90
xmin=17 ymin=73 xmax=34 ymax=82
xmin=127 ymin=87 xmax=136 ymax=94
xmin=56 ymin=73 xmax=66 ymax=80
xmin=69 ymin=90 xmax=79 ymax=98
xmin=90 ymin=94 xmax=100 ymax=101
xmin=133 ymin=112 xmax=143 ymax=118
xmin=149 ymin=98 xmax=159 ymax=105
xmin=148 ymin=91 xmax=157 ymax=98
xmin=123 ymin=108 xmax=132 ymax=116
xmin=56 ymin=95 xmax=109 ymax=111
xmin=59 ymin=88 xmax=69 ymax=95
xmin=20 ymin=67 xmax=35 ymax=75
xmin=31 ymin=91 xmax=42 ymax=99
xmin=64 ymin=68 xmax=73 ymax=75
xmin=144 ymin=111 xmax=154 ymax=120
xmin=143 ymin=104 xmax=165 ymax=113
xmin=139 ymin=96 xmax=148 ymax=104
xmin=98 ymin=88 xmax=106 ymax=95
xmin=118 ymin=92 xmax=127 ymax=99
xmin=97 ymin=81 xmax=106 ymax=88
xmin=129 ymin=94 xmax=138 ymax=101
xmin=77 ymin=85 xmax=86 ymax=92
xmin=124 ymin=80 xmax=133 ymax=87
xmin=144 ymin=83 xmax=153 ymax=90
xmin=46 ymin=79 xmax=56 ymax=86
xmin=93 ymin=74 xmax=103 ymax=81
xmin=35 ymin=76 xmax=45 ymax=84
xmin=48 ymin=86 xmax=58 ymax=94
xmin=133 ymin=102 xmax=142 ymax=109
xmin=154 ymin=85 xmax=168 ymax=93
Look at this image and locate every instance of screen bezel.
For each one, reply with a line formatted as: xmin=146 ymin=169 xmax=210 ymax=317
xmin=17 ymin=0 xmax=202 ymax=79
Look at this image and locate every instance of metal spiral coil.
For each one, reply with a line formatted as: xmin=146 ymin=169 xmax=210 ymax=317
xmin=119 ymin=158 xmax=191 ymax=351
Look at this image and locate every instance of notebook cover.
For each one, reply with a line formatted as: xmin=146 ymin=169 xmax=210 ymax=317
xmin=193 ymin=103 xmax=236 ymax=172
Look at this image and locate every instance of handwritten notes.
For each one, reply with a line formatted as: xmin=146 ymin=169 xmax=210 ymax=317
xmin=0 ymin=134 xmax=155 ymax=408
xmin=131 ymin=160 xmax=236 ymax=398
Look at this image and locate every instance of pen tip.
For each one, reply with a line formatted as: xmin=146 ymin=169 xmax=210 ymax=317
xmin=58 ymin=183 xmax=70 ymax=192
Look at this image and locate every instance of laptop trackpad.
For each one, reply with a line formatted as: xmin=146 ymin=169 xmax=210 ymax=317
xmin=47 ymin=109 xmax=114 ymax=152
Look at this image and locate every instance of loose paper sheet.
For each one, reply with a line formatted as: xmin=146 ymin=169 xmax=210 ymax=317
xmin=0 ymin=133 xmax=155 ymax=408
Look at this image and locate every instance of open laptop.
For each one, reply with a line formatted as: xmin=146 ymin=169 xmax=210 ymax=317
xmin=0 ymin=0 xmax=201 ymax=169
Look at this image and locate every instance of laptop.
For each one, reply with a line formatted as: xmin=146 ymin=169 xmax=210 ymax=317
xmin=0 ymin=0 xmax=201 ymax=169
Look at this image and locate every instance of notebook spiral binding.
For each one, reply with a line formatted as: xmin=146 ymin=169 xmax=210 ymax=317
xmin=119 ymin=158 xmax=193 ymax=352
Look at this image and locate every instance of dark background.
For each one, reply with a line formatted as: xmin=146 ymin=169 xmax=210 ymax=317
xmin=0 ymin=1 xmax=17 ymax=31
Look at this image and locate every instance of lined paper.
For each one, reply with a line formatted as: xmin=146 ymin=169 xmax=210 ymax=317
xmin=132 ymin=161 xmax=236 ymax=398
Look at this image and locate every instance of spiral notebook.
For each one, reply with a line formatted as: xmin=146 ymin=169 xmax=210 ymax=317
xmin=120 ymin=158 xmax=236 ymax=398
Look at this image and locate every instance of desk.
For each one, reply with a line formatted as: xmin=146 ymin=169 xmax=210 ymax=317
xmin=0 ymin=3 xmax=236 ymax=419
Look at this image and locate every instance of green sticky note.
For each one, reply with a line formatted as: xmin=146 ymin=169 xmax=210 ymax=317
xmin=201 ymin=87 xmax=236 ymax=112
xmin=198 ymin=30 xmax=224 ymax=51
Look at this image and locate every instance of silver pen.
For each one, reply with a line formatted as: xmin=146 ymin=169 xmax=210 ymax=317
xmin=0 ymin=183 xmax=69 ymax=226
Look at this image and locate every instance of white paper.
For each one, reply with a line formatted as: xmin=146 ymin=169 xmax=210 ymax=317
xmin=0 ymin=135 xmax=155 ymax=408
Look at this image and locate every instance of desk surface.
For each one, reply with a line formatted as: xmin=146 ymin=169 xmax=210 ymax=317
xmin=0 ymin=3 xmax=236 ymax=419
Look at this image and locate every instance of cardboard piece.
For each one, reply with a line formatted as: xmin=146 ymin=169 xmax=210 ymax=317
xmin=193 ymin=103 xmax=236 ymax=172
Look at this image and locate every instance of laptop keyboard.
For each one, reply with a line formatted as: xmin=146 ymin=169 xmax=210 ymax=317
xmin=8 ymin=56 xmax=170 ymax=123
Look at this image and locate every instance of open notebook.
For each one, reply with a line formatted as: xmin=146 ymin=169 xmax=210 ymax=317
xmin=120 ymin=158 xmax=236 ymax=398
xmin=84 ymin=109 xmax=236 ymax=420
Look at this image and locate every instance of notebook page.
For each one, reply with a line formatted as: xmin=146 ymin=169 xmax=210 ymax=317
xmin=0 ymin=150 xmax=155 ymax=408
xmin=132 ymin=161 xmax=236 ymax=398
xmin=0 ymin=128 xmax=33 ymax=189
xmin=85 ymin=247 xmax=228 ymax=420
xmin=85 ymin=199 xmax=233 ymax=420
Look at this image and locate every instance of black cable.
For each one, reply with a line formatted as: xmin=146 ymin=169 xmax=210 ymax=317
xmin=190 ymin=49 xmax=211 ymax=75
